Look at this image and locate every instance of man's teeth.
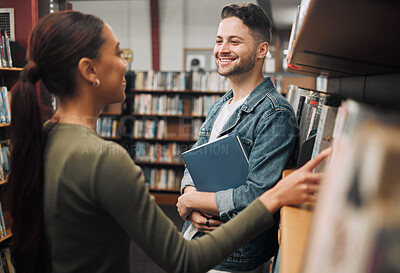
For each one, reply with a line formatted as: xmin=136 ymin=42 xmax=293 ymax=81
xmin=220 ymin=59 xmax=234 ymax=63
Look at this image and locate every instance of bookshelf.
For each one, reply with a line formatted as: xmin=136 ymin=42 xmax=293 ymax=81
xmin=118 ymin=71 xmax=227 ymax=204
xmin=279 ymin=1 xmax=400 ymax=273
xmin=0 ymin=68 xmax=21 ymax=253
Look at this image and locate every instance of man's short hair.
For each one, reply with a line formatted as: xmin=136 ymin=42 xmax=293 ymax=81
xmin=221 ymin=3 xmax=272 ymax=45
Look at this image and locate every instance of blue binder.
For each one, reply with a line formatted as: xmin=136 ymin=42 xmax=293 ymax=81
xmin=182 ymin=132 xmax=249 ymax=192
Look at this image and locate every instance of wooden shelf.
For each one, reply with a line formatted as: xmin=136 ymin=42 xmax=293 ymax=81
xmin=102 ymin=136 xmax=122 ymax=140
xmin=150 ymin=192 xmax=179 ymax=205
xmin=0 ymin=180 xmax=7 ymax=186
xmin=100 ymin=112 xmax=121 ymax=116
xmin=132 ymin=113 xmax=206 ymax=118
xmin=0 ymin=229 xmax=12 ymax=244
xmin=279 ymin=205 xmax=313 ymax=273
xmin=288 ymin=0 xmax=400 ymax=77
xmin=279 ymin=169 xmax=316 ymax=273
xmin=0 ymin=123 xmax=9 ymax=128
xmin=132 ymin=136 xmax=196 ymax=142
xmin=135 ymin=161 xmax=185 ymax=167
xmin=132 ymin=89 xmax=226 ymax=95
xmin=0 ymin=67 xmax=23 ymax=73
xmin=149 ymin=187 xmax=180 ymax=193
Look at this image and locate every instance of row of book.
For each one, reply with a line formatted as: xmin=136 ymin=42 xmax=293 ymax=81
xmin=300 ymin=98 xmax=400 ymax=273
xmin=133 ymin=93 xmax=221 ymax=116
xmin=0 ymin=202 xmax=6 ymax=239
xmin=134 ymin=70 xmax=230 ymax=92
xmin=133 ymin=118 xmax=202 ymax=140
xmin=286 ymin=85 xmax=342 ymax=168
xmin=0 ymin=248 xmax=15 ymax=273
xmin=96 ymin=117 xmax=120 ymax=138
xmin=0 ymin=30 xmax=12 ymax=68
xmin=134 ymin=141 xmax=185 ymax=164
xmin=142 ymin=167 xmax=182 ymax=190
xmin=0 ymin=142 xmax=10 ymax=182
xmin=0 ymin=87 xmax=11 ymax=125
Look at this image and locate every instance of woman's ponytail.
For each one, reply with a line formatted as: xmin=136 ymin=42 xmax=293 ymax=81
xmin=8 ymin=61 xmax=51 ymax=273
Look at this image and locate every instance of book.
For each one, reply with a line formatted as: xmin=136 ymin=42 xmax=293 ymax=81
xmin=311 ymin=105 xmax=338 ymax=172
xmin=301 ymin=100 xmax=400 ymax=273
xmin=182 ymin=132 xmax=249 ymax=192
xmin=0 ymin=202 xmax=6 ymax=238
xmin=296 ymin=134 xmax=316 ymax=168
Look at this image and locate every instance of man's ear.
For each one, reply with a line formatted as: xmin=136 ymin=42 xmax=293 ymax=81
xmin=77 ymin=57 xmax=98 ymax=85
xmin=257 ymin=42 xmax=269 ymax=59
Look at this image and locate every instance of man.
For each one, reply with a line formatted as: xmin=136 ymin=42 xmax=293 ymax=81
xmin=177 ymin=3 xmax=298 ymax=272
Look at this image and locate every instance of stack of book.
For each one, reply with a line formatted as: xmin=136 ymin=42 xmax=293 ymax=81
xmin=133 ymin=93 xmax=220 ymax=116
xmin=286 ymin=86 xmax=342 ymax=168
xmin=0 ymin=31 xmax=12 ymax=68
xmin=132 ymin=118 xmax=202 ymax=140
xmin=141 ymin=167 xmax=181 ymax=190
xmin=134 ymin=70 xmax=230 ymax=92
xmin=0 ymin=141 xmax=10 ymax=182
xmin=0 ymin=247 xmax=15 ymax=273
xmin=96 ymin=117 xmax=119 ymax=138
xmin=0 ymin=87 xmax=11 ymax=125
xmin=134 ymin=141 xmax=184 ymax=164
xmin=0 ymin=202 xmax=5 ymax=239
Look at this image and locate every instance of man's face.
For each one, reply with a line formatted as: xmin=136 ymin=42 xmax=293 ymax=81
xmin=213 ymin=17 xmax=258 ymax=78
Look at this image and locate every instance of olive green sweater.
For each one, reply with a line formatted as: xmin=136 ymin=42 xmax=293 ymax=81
xmin=43 ymin=123 xmax=274 ymax=273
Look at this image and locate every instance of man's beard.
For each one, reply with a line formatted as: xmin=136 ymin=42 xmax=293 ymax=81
xmin=216 ymin=52 xmax=256 ymax=77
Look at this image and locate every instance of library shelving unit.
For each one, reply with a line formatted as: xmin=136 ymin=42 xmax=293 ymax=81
xmin=97 ymin=111 xmax=123 ymax=141
xmin=129 ymin=87 xmax=225 ymax=204
xmin=0 ymin=67 xmax=23 ymax=249
xmin=279 ymin=0 xmax=400 ymax=273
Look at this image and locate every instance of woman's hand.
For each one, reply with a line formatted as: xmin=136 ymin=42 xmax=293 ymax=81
xmin=260 ymin=147 xmax=332 ymax=213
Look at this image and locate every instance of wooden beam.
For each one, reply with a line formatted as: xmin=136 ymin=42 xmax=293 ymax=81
xmin=150 ymin=0 xmax=160 ymax=71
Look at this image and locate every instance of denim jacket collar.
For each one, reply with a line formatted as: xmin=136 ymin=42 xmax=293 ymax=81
xmin=211 ymin=77 xmax=275 ymax=137
xmin=240 ymin=77 xmax=276 ymax=113
xmin=215 ymin=77 xmax=274 ymax=110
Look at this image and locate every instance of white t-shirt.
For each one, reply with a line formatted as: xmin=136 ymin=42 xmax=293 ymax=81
xmin=209 ymin=95 xmax=248 ymax=142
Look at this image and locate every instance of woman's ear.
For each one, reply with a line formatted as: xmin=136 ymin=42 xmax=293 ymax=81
xmin=77 ymin=57 xmax=98 ymax=85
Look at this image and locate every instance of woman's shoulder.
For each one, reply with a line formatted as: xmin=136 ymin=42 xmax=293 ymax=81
xmin=46 ymin=122 xmax=131 ymax=163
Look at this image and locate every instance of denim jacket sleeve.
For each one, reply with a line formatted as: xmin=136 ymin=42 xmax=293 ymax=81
xmin=214 ymin=109 xmax=298 ymax=219
xmin=180 ymin=167 xmax=195 ymax=194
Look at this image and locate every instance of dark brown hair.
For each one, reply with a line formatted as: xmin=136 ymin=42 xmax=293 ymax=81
xmin=221 ymin=3 xmax=272 ymax=44
xmin=8 ymin=10 xmax=104 ymax=273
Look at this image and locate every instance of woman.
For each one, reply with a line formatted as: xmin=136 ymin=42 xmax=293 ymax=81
xmin=9 ymin=11 xmax=329 ymax=273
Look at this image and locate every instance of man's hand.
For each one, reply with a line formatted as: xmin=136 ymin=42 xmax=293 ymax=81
xmin=176 ymin=187 xmax=219 ymax=221
xmin=191 ymin=211 xmax=224 ymax=233
xmin=176 ymin=190 xmax=196 ymax=221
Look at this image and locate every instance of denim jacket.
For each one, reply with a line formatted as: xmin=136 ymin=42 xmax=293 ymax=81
xmin=181 ymin=77 xmax=298 ymax=271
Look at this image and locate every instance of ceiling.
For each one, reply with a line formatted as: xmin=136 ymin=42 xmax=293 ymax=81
xmin=66 ymin=0 xmax=301 ymax=32
xmin=258 ymin=0 xmax=301 ymax=31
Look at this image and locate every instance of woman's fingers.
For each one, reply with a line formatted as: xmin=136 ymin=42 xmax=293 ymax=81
xmin=301 ymin=172 xmax=323 ymax=184
xmin=302 ymin=147 xmax=332 ymax=172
